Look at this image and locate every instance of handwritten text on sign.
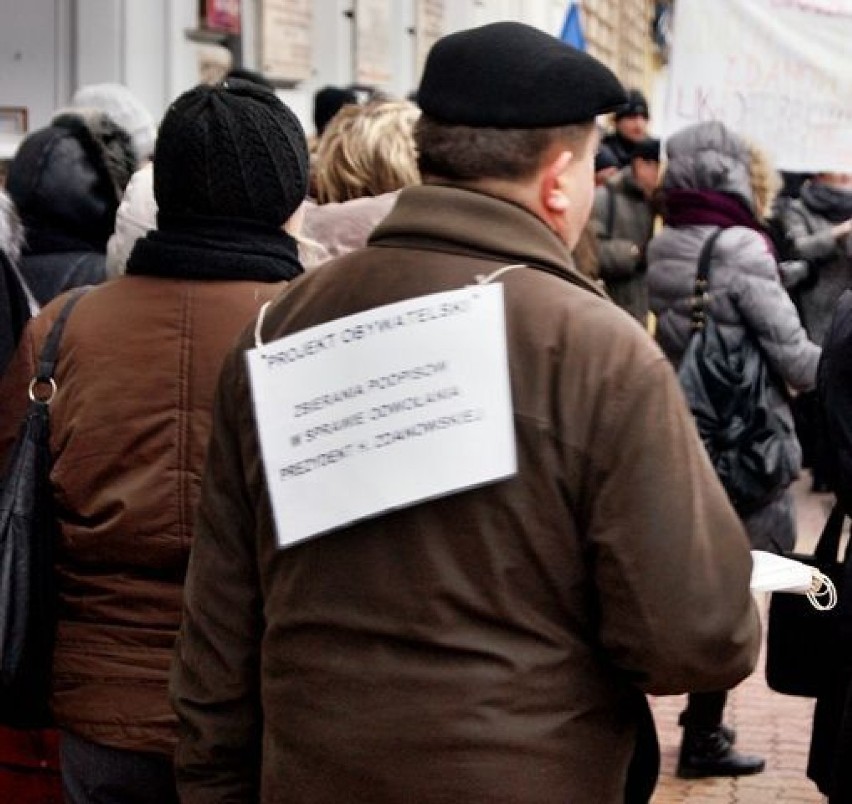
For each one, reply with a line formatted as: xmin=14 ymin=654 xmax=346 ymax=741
xmin=660 ymin=0 xmax=852 ymax=173
xmin=246 ymin=284 xmax=517 ymax=548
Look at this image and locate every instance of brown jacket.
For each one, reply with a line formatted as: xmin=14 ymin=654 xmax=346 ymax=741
xmin=0 ymin=275 xmax=285 ymax=754
xmin=171 ymin=186 xmax=761 ymax=803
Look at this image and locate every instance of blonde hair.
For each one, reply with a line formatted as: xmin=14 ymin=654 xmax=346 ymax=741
xmin=746 ymin=141 xmax=780 ymax=222
xmin=314 ymin=100 xmax=420 ymax=204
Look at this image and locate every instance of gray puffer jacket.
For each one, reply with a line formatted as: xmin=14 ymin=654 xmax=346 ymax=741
xmin=647 ymin=122 xmax=820 ymax=551
xmin=649 ymin=224 xmax=818 ymax=389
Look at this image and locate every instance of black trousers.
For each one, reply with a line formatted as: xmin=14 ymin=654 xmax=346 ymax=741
xmin=60 ymin=730 xmax=178 ymax=804
xmin=679 ymin=690 xmax=727 ymax=731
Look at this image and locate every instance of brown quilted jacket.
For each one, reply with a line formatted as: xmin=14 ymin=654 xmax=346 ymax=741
xmin=0 ymin=274 xmax=286 ymax=754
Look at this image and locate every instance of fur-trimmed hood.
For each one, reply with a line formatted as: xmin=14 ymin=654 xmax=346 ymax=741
xmin=0 ymin=189 xmax=24 ymax=265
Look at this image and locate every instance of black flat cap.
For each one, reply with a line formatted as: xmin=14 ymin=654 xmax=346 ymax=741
xmin=418 ymin=22 xmax=626 ymax=128
xmin=631 ymin=137 xmax=660 ymax=162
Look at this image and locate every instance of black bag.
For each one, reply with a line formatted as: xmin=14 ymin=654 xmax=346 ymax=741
xmin=765 ymin=503 xmax=850 ymax=697
xmin=678 ymin=229 xmax=800 ymax=515
xmin=0 ymin=288 xmax=87 ymax=728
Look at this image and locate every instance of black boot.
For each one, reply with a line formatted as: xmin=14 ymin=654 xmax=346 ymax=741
xmin=719 ymin=724 xmax=736 ymax=745
xmin=677 ymin=712 xmax=736 ymax=745
xmin=676 ymin=727 xmax=765 ymax=779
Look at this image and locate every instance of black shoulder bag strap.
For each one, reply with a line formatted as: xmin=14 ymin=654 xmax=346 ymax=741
xmin=689 ymin=228 xmax=725 ymax=334
xmin=814 ymin=501 xmax=846 ymax=566
xmin=32 ymin=287 xmax=90 ymax=399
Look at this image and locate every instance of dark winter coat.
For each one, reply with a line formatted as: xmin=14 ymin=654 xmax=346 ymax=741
xmin=819 ymin=289 xmax=852 ymax=513
xmin=778 ymin=186 xmax=852 ymax=346
xmin=171 ymin=185 xmax=760 ymax=804
xmin=593 ymin=167 xmax=655 ymax=323
xmin=810 ymin=289 xmax=852 ymax=800
xmin=601 ymin=130 xmax=637 ymax=168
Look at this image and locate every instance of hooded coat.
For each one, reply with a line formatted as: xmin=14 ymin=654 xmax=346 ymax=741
xmin=647 ymin=121 xmax=820 ymax=552
xmin=5 ymin=112 xmax=136 ymax=305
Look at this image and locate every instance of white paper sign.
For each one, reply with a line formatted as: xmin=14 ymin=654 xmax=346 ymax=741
xmin=246 ymin=284 xmax=517 ymax=548
xmin=660 ymin=0 xmax=852 ymax=173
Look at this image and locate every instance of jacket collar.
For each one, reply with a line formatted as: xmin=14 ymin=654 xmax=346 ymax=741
xmin=368 ymin=185 xmax=605 ymax=299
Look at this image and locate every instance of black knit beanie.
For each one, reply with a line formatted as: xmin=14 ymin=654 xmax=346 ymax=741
xmin=615 ymin=89 xmax=650 ymax=121
xmin=313 ymin=86 xmax=358 ymax=135
xmin=154 ymin=79 xmax=309 ymax=229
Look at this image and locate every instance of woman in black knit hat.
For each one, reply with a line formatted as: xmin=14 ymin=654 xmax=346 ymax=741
xmin=0 ymin=79 xmax=310 ymax=804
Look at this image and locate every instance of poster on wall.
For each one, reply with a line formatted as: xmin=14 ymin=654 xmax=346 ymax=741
xmin=660 ymin=0 xmax=852 ymax=172
xmin=355 ymin=0 xmax=393 ymax=86
xmin=414 ymin=0 xmax=445 ymax=80
xmin=260 ymin=0 xmax=313 ymax=83
xmin=205 ymin=0 xmax=241 ymax=34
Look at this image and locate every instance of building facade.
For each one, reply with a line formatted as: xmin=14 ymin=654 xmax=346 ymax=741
xmin=0 ymin=0 xmax=657 ymax=157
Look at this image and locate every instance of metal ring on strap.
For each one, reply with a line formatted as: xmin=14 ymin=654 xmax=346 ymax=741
xmin=28 ymin=377 xmax=57 ymax=404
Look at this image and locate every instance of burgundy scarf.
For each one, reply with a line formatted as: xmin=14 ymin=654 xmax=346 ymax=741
xmin=661 ymin=189 xmax=775 ymax=255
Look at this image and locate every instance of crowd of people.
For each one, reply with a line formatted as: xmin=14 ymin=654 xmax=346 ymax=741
xmin=0 ymin=18 xmax=851 ymax=804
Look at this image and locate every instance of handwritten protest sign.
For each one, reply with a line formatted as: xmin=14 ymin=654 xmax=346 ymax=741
xmin=246 ymin=284 xmax=517 ymax=548
xmin=660 ymin=0 xmax=852 ymax=172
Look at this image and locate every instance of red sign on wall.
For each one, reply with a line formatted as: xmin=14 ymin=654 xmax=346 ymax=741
xmin=206 ymin=0 xmax=241 ymax=34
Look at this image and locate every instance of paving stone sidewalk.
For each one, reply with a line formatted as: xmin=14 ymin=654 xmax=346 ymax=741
xmin=650 ymin=477 xmax=833 ymax=804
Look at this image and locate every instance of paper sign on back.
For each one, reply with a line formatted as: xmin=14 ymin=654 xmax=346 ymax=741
xmin=246 ymin=284 xmax=517 ymax=548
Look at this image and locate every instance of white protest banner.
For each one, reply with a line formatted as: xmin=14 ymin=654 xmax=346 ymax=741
xmin=660 ymin=0 xmax=852 ymax=173
xmin=246 ymin=284 xmax=517 ymax=548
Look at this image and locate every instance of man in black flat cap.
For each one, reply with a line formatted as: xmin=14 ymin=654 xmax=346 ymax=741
xmin=172 ymin=22 xmax=760 ymax=804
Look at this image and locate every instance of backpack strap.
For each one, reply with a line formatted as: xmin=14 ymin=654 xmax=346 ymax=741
xmin=690 ymin=229 xmax=725 ymax=332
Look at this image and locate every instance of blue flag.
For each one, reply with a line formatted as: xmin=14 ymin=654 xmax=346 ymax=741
xmin=560 ymin=2 xmax=586 ymax=51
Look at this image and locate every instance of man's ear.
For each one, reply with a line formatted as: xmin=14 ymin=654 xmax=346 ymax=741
xmin=541 ymin=150 xmax=573 ymax=215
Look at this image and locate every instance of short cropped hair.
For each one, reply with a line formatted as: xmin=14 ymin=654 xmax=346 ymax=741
xmin=415 ymin=116 xmax=596 ymax=183
xmin=314 ymin=100 xmax=420 ymax=204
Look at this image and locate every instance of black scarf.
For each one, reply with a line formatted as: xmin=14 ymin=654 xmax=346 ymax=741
xmin=126 ymin=215 xmax=304 ymax=282
xmin=801 ymin=182 xmax=852 ymax=224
